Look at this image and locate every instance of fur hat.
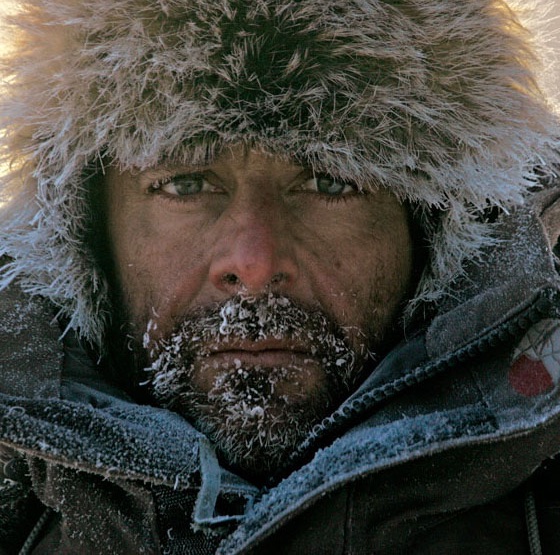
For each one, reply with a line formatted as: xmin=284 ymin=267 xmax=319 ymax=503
xmin=0 ymin=0 xmax=559 ymax=345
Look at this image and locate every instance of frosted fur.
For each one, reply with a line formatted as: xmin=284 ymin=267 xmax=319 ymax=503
xmin=0 ymin=0 xmax=559 ymax=344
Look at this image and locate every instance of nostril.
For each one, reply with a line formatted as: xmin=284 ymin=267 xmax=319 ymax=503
xmin=222 ymin=273 xmax=240 ymax=286
xmin=218 ymin=271 xmax=290 ymax=291
xmin=270 ymin=272 xmax=288 ymax=285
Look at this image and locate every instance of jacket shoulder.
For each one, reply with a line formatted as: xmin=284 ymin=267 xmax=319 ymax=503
xmin=0 ymin=279 xmax=62 ymax=399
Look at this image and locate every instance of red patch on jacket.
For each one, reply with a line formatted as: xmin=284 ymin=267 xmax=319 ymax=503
xmin=508 ymin=320 xmax=560 ymax=398
xmin=509 ymin=355 xmax=554 ymax=397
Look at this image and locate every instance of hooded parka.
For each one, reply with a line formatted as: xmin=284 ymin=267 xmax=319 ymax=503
xmin=1 ymin=0 xmax=560 ymax=553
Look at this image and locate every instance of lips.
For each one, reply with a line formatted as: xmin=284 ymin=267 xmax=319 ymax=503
xmin=201 ymin=338 xmax=319 ymax=367
xmin=177 ymin=336 xmax=327 ymax=399
xmin=207 ymin=337 xmax=313 ymax=353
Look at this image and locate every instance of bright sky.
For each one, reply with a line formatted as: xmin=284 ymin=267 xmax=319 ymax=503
xmin=0 ymin=1 xmax=15 ymax=20
xmin=0 ymin=1 xmax=16 ymax=58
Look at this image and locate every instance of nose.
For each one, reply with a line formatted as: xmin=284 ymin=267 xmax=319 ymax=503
xmin=209 ymin=200 xmax=299 ymax=294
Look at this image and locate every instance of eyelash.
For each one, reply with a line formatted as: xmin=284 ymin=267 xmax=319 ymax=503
xmin=147 ymin=178 xmax=195 ymax=204
xmin=147 ymin=174 xmax=203 ymax=193
xmin=322 ymin=194 xmax=352 ymax=205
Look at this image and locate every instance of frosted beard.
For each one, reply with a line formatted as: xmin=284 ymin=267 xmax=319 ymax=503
xmin=143 ymin=293 xmax=370 ymax=480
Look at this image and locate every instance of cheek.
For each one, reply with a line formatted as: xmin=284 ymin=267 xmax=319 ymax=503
xmin=295 ymin=199 xmax=412 ymax=333
xmin=108 ymin=202 xmax=211 ymax=330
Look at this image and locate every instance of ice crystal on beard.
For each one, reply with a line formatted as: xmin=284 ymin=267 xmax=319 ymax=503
xmin=143 ymin=293 xmax=364 ymax=475
xmin=201 ymin=365 xmax=319 ymax=471
xmin=216 ymin=293 xmax=303 ymax=342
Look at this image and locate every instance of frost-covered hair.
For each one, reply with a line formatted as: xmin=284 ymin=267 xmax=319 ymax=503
xmin=0 ymin=0 xmax=559 ymax=345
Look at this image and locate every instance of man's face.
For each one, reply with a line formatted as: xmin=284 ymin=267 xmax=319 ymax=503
xmin=104 ymin=145 xmax=413 ymax=480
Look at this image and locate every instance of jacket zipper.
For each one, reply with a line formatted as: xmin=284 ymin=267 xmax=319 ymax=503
xmin=275 ymin=287 xmax=560 ymax=484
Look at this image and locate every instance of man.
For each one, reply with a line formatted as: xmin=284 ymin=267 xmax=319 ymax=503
xmin=0 ymin=0 xmax=559 ymax=552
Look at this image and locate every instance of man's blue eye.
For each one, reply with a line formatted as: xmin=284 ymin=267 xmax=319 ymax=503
xmin=162 ymin=174 xmax=205 ymax=196
xmin=316 ymin=176 xmax=344 ymax=195
xmin=314 ymin=176 xmax=354 ymax=195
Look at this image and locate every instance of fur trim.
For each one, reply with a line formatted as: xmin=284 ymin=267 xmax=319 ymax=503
xmin=0 ymin=0 xmax=559 ymax=344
